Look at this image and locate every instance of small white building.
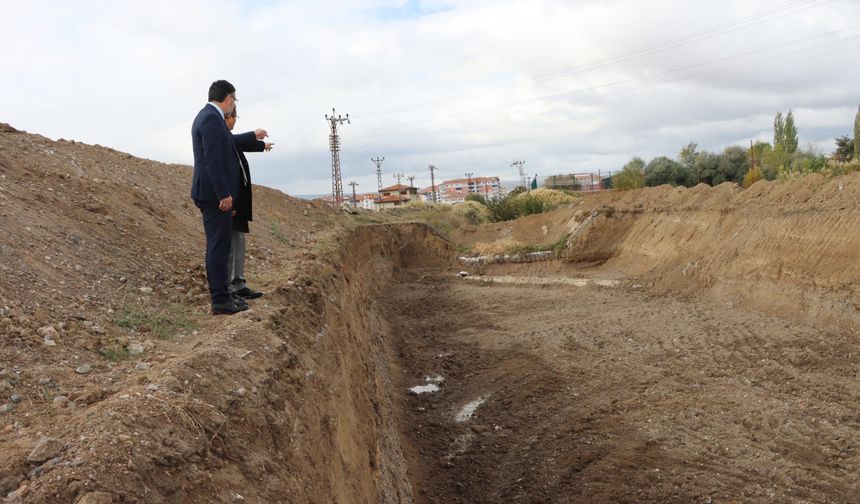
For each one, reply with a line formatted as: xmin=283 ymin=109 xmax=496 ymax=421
xmin=374 ymin=184 xmax=418 ymax=210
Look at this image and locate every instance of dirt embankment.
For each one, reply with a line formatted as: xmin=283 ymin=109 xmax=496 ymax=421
xmin=9 ymin=120 xmax=860 ymax=504
xmin=0 ymin=124 xmax=454 ymax=503
xmin=454 ymin=177 xmax=860 ymax=327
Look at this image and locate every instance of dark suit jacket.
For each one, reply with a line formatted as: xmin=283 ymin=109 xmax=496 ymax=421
xmin=232 ymin=132 xmax=265 ymax=233
xmin=191 ymin=104 xmax=242 ymax=203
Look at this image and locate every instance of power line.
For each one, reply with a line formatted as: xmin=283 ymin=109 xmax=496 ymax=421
xmin=339 ymin=129 xmax=376 ymax=159
xmin=359 ymin=31 xmax=852 ymax=139
xmin=325 ymin=108 xmax=350 ymax=206
xmin=429 ymin=164 xmax=438 ymax=203
xmin=348 ymin=181 xmax=359 ymax=207
xmin=371 ymin=156 xmax=385 ymax=195
xmin=305 ymin=4 xmax=850 ymax=195
xmin=350 ymin=32 xmax=857 ymax=143
xmin=511 ymin=161 xmax=526 ymax=189
xmin=352 ymin=0 xmax=833 ymax=122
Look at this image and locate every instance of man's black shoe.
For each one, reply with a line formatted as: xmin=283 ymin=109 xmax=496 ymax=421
xmin=231 ymin=295 xmax=249 ymax=310
xmin=212 ymin=300 xmax=248 ymax=315
xmin=233 ymin=287 xmax=264 ymax=299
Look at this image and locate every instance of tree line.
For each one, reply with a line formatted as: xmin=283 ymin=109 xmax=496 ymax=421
xmin=613 ymin=106 xmax=860 ymax=190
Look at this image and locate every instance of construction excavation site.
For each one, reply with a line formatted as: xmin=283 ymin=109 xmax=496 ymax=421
xmin=3 ymin=123 xmax=860 ymax=503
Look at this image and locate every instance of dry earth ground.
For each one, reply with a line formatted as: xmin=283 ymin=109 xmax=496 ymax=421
xmin=387 ymin=271 xmax=860 ymax=503
xmin=4 ymin=122 xmax=860 ymax=503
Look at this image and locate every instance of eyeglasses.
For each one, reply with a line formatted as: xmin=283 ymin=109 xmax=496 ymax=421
xmin=230 ymin=94 xmax=238 ymax=102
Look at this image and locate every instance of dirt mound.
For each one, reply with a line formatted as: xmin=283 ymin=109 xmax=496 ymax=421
xmin=454 ymin=176 xmax=860 ymax=327
xmin=0 ymin=126 xmax=456 ymax=502
xmin=9 ymin=122 xmax=860 ymax=503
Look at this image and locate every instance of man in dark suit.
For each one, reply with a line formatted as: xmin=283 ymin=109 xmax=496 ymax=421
xmin=224 ymin=107 xmax=273 ymax=300
xmin=191 ymin=79 xmax=248 ymax=315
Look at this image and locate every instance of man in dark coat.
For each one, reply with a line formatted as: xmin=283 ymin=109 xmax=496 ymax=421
xmin=190 ymin=79 xmax=248 ymax=315
xmin=224 ymin=107 xmax=272 ymax=299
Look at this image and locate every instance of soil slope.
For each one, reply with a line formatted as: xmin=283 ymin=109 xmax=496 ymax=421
xmin=0 ymin=124 xmax=450 ymax=503
xmin=453 ymin=178 xmax=860 ymax=327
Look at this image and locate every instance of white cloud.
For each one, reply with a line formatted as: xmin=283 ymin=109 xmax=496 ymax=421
xmin=2 ymin=0 xmax=859 ymax=195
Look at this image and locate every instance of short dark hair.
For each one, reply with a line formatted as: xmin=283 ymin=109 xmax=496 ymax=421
xmin=208 ymin=80 xmax=235 ymax=102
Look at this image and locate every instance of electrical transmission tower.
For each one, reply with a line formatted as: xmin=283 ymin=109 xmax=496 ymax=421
xmin=348 ymin=181 xmax=359 ymax=207
xmin=407 ymin=175 xmax=416 ymax=187
xmin=429 ymin=164 xmax=438 ymax=203
xmin=325 ymin=108 xmax=350 ymax=206
xmin=465 ymin=172 xmax=474 ymax=194
xmin=371 ymin=156 xmax=385 ymax=196
xmin=393 ymin=172 xmax=404 ymax=185
xmin=511 ymin=160 xmax=526 ymax=190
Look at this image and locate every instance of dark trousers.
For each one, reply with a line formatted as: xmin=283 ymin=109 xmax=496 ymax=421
xmin=195 ymin=200 xmax=232 ymax=305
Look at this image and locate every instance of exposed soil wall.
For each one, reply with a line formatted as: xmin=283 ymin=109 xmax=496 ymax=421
xmin=3 ymin=222 xmax=453 ymax=504
xmin=453 ymin=176 xmax=860 ymax=327
xmin=0 ymin=125 xmax=455 ymax=503
xmin=8 ymin=121 xmax=860 ymax=503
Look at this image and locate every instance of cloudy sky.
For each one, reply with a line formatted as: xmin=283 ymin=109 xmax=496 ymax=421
xmin=4 ymin=0 xmax=858 ymax=195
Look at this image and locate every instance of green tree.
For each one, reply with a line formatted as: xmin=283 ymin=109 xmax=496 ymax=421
xmin=464 ymin=193 xmax=487 ymax=205
xmin=612 ymin=157 xmax=646 ymax=190
xmin=644 ymin=156 xmax=691 ymax=187
xmin=678 ymin=141 xmax=699 ymax=184
xmin=751 ymin=141 xmax=778 ymax=180
xmin=761 ymin=144 xmax=791 ymax=178
xmin=854 ymin=105 xmax=860 ymax=161
xmin=833 ymin=135 xmax=854 ymax=163
xmin=784 ymin=110 xmax=798 ymax=154
xmin=794 ymin=147 xmax=827 ymax=174
xmin=485 ymin=193 xmax=520 ymax=222
xmin=774 ymin=112 xmax=785 ymax=148
xmin=718 ymin=146 xmax=750 ymax=184
xmin=743 ymin=165 xmax=763 ymax=188
xmin=693 ymin=151 xmax=722 ymax=185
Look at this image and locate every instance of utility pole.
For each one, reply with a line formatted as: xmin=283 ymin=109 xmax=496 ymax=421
xmin=348 ymin=181 xmax=359 ymax=207
xmin=512 ymin=160 xmax=526 ymax=190
xmin=465 ymin=172 xmax=474 ymax=194
xmin=393 ymin=172 xmax=404 ymax=185
xmin=429 ymin=164 xmax=438 ymax=204
xmin=749 ymin=139 xmax=755 ymax=169
xmin=371 ymin=156 xmax=385 ymax=196
xmin=407 ymin=175 xmax=416 ymax=188
xmin=325 ymin=108 xmax=350 ymax=206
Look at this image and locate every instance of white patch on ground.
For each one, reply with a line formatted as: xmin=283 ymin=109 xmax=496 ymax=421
xmin=455 ymin=396 xmax=488 ymax=422
xmin=463 ymin=275 xmax=619 ymax=287
xmin=409 ymin=384 xmax=440 ymax=395
xmin=409 ymin=374 xmax=445 ymax=395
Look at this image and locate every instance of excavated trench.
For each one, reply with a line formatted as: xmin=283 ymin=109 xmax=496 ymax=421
xmin=303 ymin=219 xmax=860 ymax=504
xmin=18 ymin=216 xmax=859 ymax=503
xmin=8 ymin=128 xmax=860 ymax=503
